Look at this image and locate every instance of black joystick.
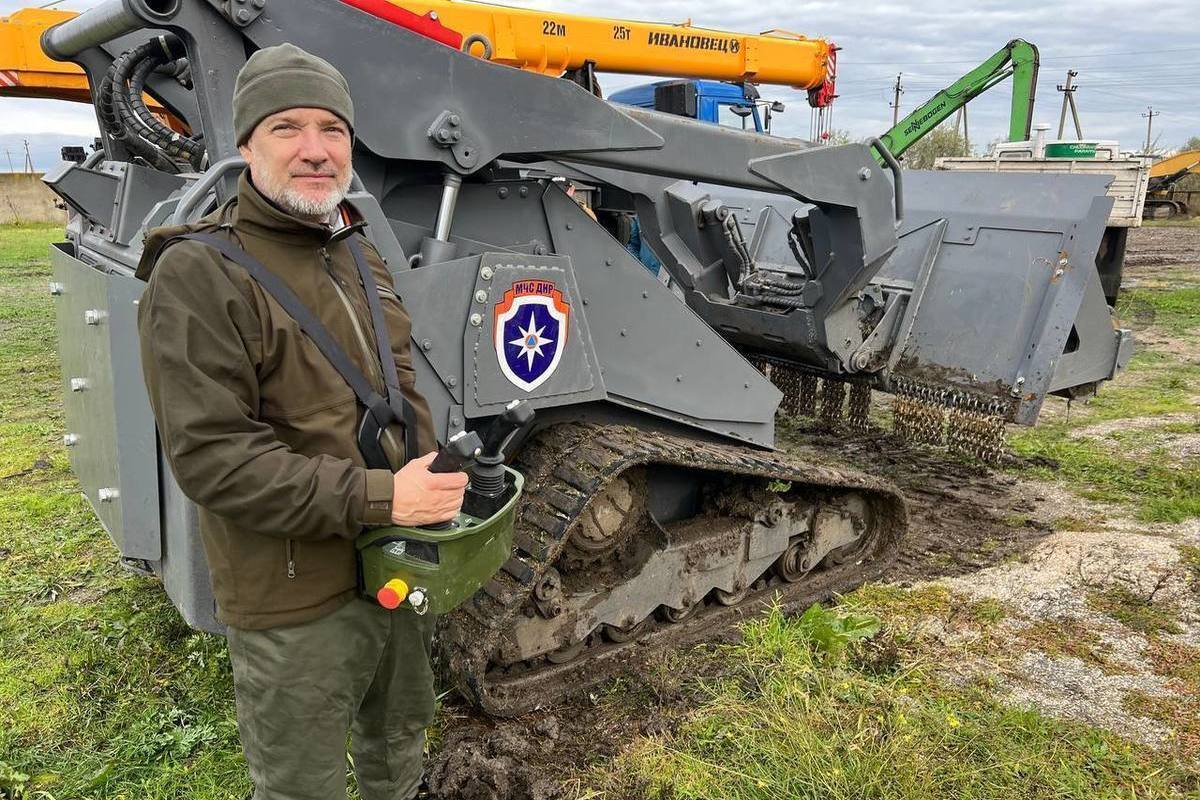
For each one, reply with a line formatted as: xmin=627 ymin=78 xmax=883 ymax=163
xmin=463 ymin=401 xmax=536 ymax=518
xmin=471 ymin=400 xmax=535 ymax=497
xmin=429 ymin=430 xmax=483 ymax=474
xmin=422 ymin=430 xmax=483 ymax=530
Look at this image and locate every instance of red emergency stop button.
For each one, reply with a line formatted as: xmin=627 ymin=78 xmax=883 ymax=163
xmin=376 ymin=578 xmax=409 ymax=609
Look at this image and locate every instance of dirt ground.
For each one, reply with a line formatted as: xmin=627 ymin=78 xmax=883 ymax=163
xmin=426 ymin=225 xmax=1200 ymax=800
xmin=1125 ymin=226 xmax=1200 ymax=269
xmin=427 ymin=434 xmax=1064 ymax=800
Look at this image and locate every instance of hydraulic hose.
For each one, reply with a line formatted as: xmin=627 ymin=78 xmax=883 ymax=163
xmin=126 ymin=48 xmax=203 ymax=167
xmin=97 ymin=62 xmax=123 ymax=137
xmin=106 ymin=35 xmax=203 ymax=170
xmin=100 ymin=48 xmax=175 ymax=171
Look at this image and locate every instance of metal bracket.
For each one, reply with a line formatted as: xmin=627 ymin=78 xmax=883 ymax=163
xmin=847 ymin=292 xmax=905 ymax=373
xmin=224 ymin=0 xmax=266 ymax=27
xmin=426 ymin=110 xmax=480 ymax=170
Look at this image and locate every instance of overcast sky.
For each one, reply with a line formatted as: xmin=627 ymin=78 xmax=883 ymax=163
xmin=2 ymin=0 xmax=1197 ymax=156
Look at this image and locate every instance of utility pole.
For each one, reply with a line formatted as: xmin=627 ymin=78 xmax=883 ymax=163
xmin=1056 ymin=70 xmax=1083 ymax=140
xmin=954 ymin=105 xmax=970 ymax=155
xmin=22 ymin=139 xmax=34 ymax=173
xmin=1142 ymin=106 xmax=1160 ymax=154
xmin=890 ymin=73 xmax=904 ymax=127
xmin=3 ymin=148 xmax=12 ymax=173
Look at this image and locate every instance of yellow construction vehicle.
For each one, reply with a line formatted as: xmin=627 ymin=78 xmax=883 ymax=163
xmin=4 ymin=1 xmax=836 ymax=111
xmin=1145 ymin=149 xmax=1200 ymax=218
xmin=0 ymin=7 xmax=90 ymax=102
xmin=354 ymin=0 xmax=835 ymax=103
xmin=1 ymin=6 xmax=177 ymax=125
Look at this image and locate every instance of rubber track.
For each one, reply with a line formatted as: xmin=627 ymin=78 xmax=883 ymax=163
xmin=441 ymin=423 xmax=908 ymax=717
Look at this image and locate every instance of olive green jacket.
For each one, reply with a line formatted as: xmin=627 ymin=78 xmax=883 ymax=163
xmin=136 ymin=170 xmax=435 ymax=630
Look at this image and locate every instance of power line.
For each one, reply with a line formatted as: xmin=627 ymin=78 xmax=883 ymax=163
xmin=843 ymin=46 xmax=1200 ymax=66
xmin=838 ymin=59 xmax=1200 ymax=82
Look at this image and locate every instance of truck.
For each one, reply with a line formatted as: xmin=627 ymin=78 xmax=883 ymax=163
xmin=39 ymin=0 xmax=1129 ymax=715
xmin=609 ymin=79 xmax=779 ymax=134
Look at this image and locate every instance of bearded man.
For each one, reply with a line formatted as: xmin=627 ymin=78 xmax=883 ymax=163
xmin=135 ymin=43 xmax=463 ymax=799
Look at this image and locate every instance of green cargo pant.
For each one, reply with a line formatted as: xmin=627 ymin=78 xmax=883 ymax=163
xmin=226 ymin=597 xmax=436 ymax=800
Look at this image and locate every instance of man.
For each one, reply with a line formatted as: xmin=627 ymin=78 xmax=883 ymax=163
xmin=135 ymin=43 xmax=465 ymax=799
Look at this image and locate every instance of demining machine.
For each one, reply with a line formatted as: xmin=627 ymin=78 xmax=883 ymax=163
xmin=40 ymin=0 xmax=1131 ymax=716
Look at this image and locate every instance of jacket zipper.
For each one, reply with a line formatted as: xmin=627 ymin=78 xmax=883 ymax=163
xmin=319 ymin=247 xmax=406 ymax=463
xmin=286 ymin=538 xmax=296 ymax=579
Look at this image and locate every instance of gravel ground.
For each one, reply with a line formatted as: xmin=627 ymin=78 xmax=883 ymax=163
xmin=941 ymin=505 xmax=1200 ymax=748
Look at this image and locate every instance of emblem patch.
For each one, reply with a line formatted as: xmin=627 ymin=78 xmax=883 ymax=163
xmin=493 ymin=279 xmax=570 ymax=392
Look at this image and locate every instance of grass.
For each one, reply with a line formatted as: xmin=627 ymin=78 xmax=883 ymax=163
xmin=591 ymin=602 xmax=1197 ymax=799
xmin=1008 ymin=349 xmax=1200 ymax=523
xmin=0 ymin=224 xmax=251 ymax=799
xmin=1015 ymin=618 xmax=1120 ymax=674
xmin=1009 ymin=432 xmax=1200 ymax=522
xmin=1142 ymin=217 xmax=1200 ymax=227
xmin=1123 ymin=286 xmax=1200 ymax=337
xmin=1086 ymin=588 xmax=1182 ymax=637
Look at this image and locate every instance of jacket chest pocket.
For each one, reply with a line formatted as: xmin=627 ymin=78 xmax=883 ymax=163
xmin=257 ymin=321 xmax=358 ymax=421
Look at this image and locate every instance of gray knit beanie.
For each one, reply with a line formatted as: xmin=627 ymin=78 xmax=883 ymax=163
xmin=233 ymin=43 xmax=355 ymax=145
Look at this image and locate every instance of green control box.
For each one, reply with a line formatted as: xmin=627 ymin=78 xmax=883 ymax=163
xmin=356 ymin=468 xmax=524 ymax=615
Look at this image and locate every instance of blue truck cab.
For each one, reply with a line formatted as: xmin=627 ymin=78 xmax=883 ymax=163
xmin=609 ymin=79 xmax=766 ymax=133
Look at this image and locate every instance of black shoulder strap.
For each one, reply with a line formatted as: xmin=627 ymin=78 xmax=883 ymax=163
xmin=347 ymin=238 xmax=420 ymax=458
xmin=176 ymin=231 xmax=418 ymax=467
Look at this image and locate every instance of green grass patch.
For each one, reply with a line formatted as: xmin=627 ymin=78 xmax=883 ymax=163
xmin=1008 ymin=353 xmax=1200 ymax=522
xmin=1053 ymin=514 xmax=1103 ymax=531
xmin=1142 ymin=217 xmax=1200 ymax=227
xmin=1135 ymin=286 xmax=1200 ymax=336
xmin=838 ymin=583 xmax=954 ymax=620
xmin=0 ymin=224 xmax=61 ymax=268
xmin=592 ymin=603 xmax=1197 ymax=799
xmin=1144 ymin=286 xmax=1200 ymax=316
xmin=1009 ymin=432 xmax=1200 ymax=522
xmin=0 ymin=224 xmax=253 ymax=799
xmin=1082 ymin=354 xmax=1200 ymax=421
xmin=1087 ymin=587 xmax=1182 ymax=636
xmin=1015 ymin=618 xmax=1120 ymax=674
xmin=841 ymin=583 xmax=1008 ymax=629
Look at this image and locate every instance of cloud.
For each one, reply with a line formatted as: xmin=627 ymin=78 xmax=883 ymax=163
xmin=3 ymin=0 xmax=1195 ymax=154
xmin=0 ymin=99 xmax=98 ymax=137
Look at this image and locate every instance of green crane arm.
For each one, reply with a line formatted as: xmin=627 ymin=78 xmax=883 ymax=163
xmin=872 ymin=39 xmax=1039 ymax=163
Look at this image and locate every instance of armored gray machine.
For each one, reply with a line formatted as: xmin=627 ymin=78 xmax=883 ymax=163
xmin=41 ymin=0 xmax=1130 ymax=715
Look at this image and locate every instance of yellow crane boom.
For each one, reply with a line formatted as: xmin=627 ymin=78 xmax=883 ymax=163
xmin=5 ymin=2 xmax=836 ymax=109
xmin=0 ymin=8 xmax=90 ymax=102
xmin=376 ymin=0 xmax=835 ymax=99
xmin=1149 ymin=149 xmax=1200 ymax=181
xmin=1 ymin=6 xmax=172 ymax=119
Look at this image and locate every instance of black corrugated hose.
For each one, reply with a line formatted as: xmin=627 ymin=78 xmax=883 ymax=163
xmin=105 ymin=34 xmax=204 ymax=172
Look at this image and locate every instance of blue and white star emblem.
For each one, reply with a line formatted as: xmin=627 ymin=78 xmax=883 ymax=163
xmin=493 ymin=280 xmax=571 ymax=392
